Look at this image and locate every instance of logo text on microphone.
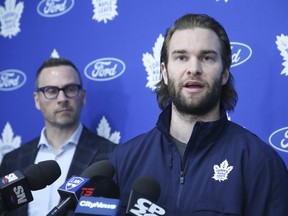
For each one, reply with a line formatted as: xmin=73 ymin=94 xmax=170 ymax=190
xmin=130 ymin=198 xmax=165 ymax=216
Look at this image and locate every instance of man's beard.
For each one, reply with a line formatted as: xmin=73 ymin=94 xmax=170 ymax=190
xmin=168 ymin=76 xmax=223 ymax=116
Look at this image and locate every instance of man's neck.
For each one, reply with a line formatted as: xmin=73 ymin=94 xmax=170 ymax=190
xmin=169 ymin=104 xmax=220 ymax=144
xmin=44 ymin=123 xmax=79 ymax=152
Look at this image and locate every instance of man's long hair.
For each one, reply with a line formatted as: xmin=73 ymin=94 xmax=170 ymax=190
xmin=156 ymin=14 xmax=238 ymax=112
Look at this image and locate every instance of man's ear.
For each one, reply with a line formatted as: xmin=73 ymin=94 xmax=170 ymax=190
xmin=33 ymin=92 xmax=41 ymax=110
xmin=82 ymin=89 xmax=86 ymax=106
xmin=222 ymin=69 xmax=229 ymax=85
xmin=161 ymin=62 xmax=168 ymax=85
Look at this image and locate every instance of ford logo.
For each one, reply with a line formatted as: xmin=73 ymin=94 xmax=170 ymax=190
xmin=37 ymin=0 xmax=74 ymax=18
xmin=230 ymin=42 xmax=252 ymax=67
xmin=269 ymin=127 xmax=288 ymax=153
xmin=84 ymin=57 xmax=126 ymax=81
xmin=0 ymin=69 xmax=27 ymax=91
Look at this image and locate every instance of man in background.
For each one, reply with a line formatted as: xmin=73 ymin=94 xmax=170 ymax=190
xmin=0 ymin=57 xmax=116 ymax=216
xmin=110 ymin=14 xmax=288 ymax=215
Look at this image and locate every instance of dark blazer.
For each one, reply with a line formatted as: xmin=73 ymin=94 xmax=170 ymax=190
xmin=0 ymin=126 xmax=116 ymax=216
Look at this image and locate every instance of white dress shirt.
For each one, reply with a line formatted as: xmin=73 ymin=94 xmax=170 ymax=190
xmin=28 ymin=124 xmax=83 ymax=216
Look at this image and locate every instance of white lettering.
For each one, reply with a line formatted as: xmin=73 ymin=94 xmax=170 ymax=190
xmin=130 ymin=198 xmax=165 ymax=216
xmin=0 ymin=73 xmax=20 ymax=88
xmin=4 ymin=173 xmax=18 ymax=182
xmin=79 ymin=200 xmax=116 ymax=209
xmin=280 ymin=130 xmax=288 ymax=149
xmin=231 ymin=46 xmax=241 ymax=64
xmin=13 ymin=186 xmax=27 ymax=204
xmin=44 ymin=0 xmax=68 ymax=14
xmin=91 ymin=61 xmax=118 ymax=78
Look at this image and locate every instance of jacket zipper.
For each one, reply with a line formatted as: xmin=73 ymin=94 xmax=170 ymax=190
xmin=176 ymin=156 xmax=186 ymax=208
xmin=169 ymin=141 xmax=186 ymax=210
xmin=180 ymin=171 xmax=185 ymax=184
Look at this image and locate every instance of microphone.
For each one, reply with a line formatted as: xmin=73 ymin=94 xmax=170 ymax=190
xmin=0 ymin=160 xmax=61 ymax=215
xmin=47 ymin=160 xmax=115 ymax=216
xmin=74 ymin=178 xmax=120 ymax=215
xmin=126 ymin=176 xmax=166 ymax=216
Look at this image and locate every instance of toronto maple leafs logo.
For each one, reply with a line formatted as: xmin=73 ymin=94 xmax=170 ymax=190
xmin=0 ymin=0 xmax=24 ymax=39
xmin=0 ymin=122 xmax=21 ymax=164
xmin=50 ymin=49 xmax=60 ymax=58
xmin=96 ymin=116 xmax=120 ymax=144
xmin=142 ymin=34 xmax=164 ymax=90
xmin=276 ymin=34 xmax=288 ymax=76
xmin=92 ymin=0 xmax=118 ymax=24
xmin=212 ymin=159 xmax=233 ymax=182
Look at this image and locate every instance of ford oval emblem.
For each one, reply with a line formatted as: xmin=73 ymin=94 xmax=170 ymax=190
xmin=84 ymin=57 xmax=126 ymax=81
xmin=37 ymin=0 xmax=74 ymax=18
xmin=231 ymin=42 xmax=252 ymax=67
xmin=269 ymin=127 xmax=288 ymax=153
xmin=0 ymin=69 xmax=27 ymax=91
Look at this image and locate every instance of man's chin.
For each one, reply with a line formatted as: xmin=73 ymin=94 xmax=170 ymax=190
xmin=55 ymin=120 xmax=75 ymax=128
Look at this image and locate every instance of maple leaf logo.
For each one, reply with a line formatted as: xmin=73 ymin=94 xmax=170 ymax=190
xmin=96 ymin=116 xmax=120 ymax=144
xmin=51 ymin=49 xmax=60 ymax=58
xmin=142 ymin=34 xmax=164 ymax=90
xmin=0 ymin=122 xmax=21 ymax=163
xmin=212 ymin=159 xmax=233 ymax=182
xmin=0 ymin=0 xmax=24 ymax=39
xmin=276 ymin=34 xmax=288 ymax=76
xmin=92 ymin=0 xmax=118 ymax=24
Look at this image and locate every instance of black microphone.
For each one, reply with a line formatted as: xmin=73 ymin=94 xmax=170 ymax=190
xmin=0 ymin=160 xmax=61 ymax=215
xmin=74 ymin=178 xmax=120 ymax=215
xmin=126 ymin=176 xmax=166 ymax=216
xmin=46 ymin=160 xmax=115 ymax=216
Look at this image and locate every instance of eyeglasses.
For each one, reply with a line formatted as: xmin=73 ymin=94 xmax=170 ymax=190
xmin=37 ymin=84 xmax=82 ymax=100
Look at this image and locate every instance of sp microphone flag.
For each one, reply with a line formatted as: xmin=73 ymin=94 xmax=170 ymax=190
xmin=126 ymin=176 xmax=165 ymax=216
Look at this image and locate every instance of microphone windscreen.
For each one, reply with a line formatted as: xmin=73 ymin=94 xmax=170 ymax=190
xmin=81 ymin=160 xmax=115 ymax=179
xmin=132 ymin=176 xmax=161 ymax=202
xmin=93 ymin=178 xmax=119 ymax=199
xmin=23 ymin=160 xmax=61 ymax=190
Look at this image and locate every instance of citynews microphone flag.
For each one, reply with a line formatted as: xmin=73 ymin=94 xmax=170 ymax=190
xmin=75 ymin=196 xmax=119 ymax=216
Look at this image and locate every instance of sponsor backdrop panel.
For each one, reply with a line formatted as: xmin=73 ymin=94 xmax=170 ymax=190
xmin=0 ymin=0 xmax=287 ymax=168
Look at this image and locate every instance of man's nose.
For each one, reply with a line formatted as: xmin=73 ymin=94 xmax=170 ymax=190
xmin=57 ymin=89 xmax=68 ymax=100
xmin=186 ymin=58 xmax=202 ymax=75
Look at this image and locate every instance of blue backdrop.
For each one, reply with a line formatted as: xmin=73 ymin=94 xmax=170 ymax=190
xmin=1 ymin=0 xmax=288 ymax=168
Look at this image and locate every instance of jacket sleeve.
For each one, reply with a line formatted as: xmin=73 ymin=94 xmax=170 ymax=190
xmin=245 ymin=152 xmax=288 ymax=216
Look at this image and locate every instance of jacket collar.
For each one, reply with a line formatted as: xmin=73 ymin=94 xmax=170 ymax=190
xmin=156 ymin=104 xmax=228 ymax=149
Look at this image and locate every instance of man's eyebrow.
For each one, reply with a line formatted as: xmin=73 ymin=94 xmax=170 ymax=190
xmin=171 ymin=49 xmax=188 ymax=55
xmin=171 ymin=49 xmax=218 ymax=55
xmin=200 ymin=50 xmax=218 ymax=55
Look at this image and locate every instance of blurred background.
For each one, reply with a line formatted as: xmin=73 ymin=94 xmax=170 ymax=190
xmin=0 ymin=0 xmax=287 ymax=167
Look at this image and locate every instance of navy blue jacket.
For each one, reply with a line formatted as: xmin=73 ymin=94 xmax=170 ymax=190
xmin=110 ymin=106 xmax=288 ymax=216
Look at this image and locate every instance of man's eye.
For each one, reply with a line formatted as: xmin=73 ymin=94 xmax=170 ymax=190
xmin=201 ymin=55 xmax=214 ymax=61
xmin=67 ymin=86 xmax=78 ymax=92
xmin=176 ymin=55 xmax=187 ymax=61
xmin=46 ymin=87 xmax=57 ymax=93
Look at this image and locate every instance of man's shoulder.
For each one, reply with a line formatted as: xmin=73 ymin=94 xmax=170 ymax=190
xmin=0 ymin=137 xmax=39 ymax=176
xmin=3 ymin=136 xmax=39 ymax=158
xmin=79 ymin=126 xmax=116 ymax=149
xmin=114 ymin=127 xmax=159 ymax=153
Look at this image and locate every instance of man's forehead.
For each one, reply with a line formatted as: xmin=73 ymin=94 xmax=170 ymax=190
xmin=38 ymin=66 xmax=80 ymax=84
xmin=168 ymin=28 xmax=221 ymax=54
